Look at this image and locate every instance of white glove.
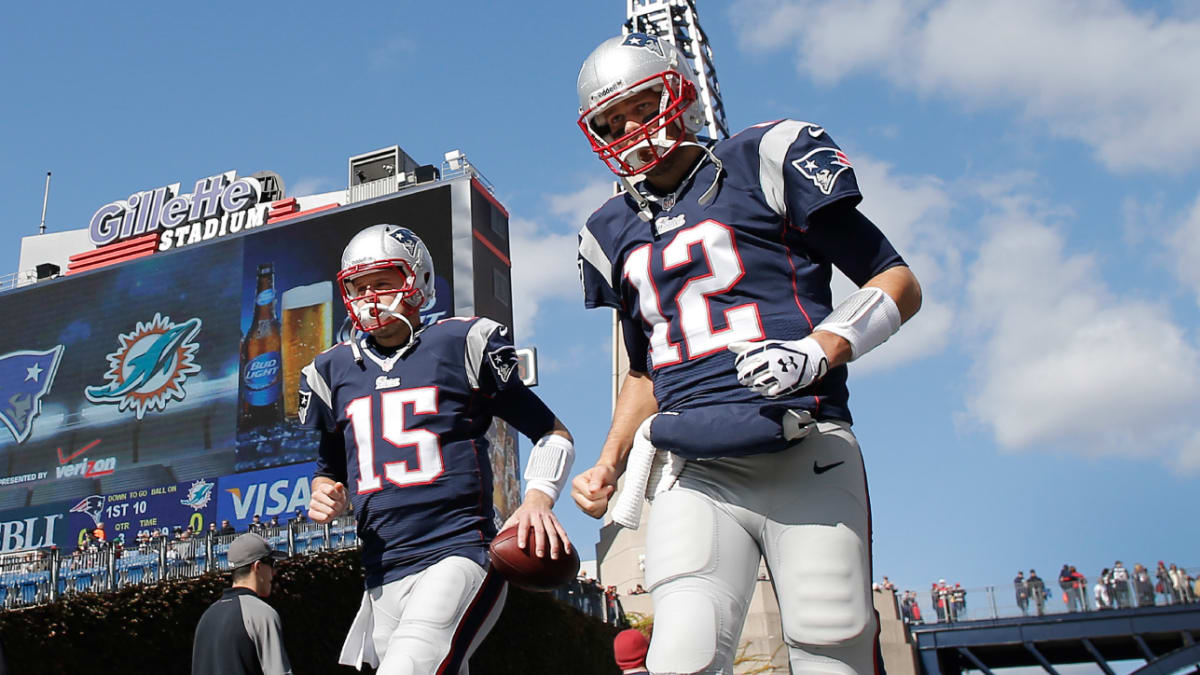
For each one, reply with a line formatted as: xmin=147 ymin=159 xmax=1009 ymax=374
xmin=728 ymin=337 xmax=828 ymax=399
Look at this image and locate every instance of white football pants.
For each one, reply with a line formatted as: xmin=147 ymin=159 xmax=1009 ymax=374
xmin=643 ymin=420 xmax=880 ymax=675
xmin=368 ymin=556 xmax=507 ymax=675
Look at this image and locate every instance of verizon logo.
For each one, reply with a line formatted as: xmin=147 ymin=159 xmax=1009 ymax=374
xmin=55 ymin=439 xmax=117 ymax=479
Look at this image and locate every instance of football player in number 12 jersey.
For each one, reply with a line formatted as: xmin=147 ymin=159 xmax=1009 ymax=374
xmin=570 ymin=34 xmax=922 ymax=674
xmin=302 ymin=224 xmax=575 ymax=675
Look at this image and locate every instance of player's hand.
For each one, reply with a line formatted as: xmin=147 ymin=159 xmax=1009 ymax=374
xmin=571 ymin=464 xmax=618 ymax=519
xmin=728 ymin=337 xmax=829 ymax=399
xmin=308 ymin=481 xmax=348 ymax=524
xmin=503 ymin=490 xmax=572 ymax=560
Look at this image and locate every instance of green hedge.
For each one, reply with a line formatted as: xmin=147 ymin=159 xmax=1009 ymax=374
xmin=0 ymin=549 xmax=621 ymax=674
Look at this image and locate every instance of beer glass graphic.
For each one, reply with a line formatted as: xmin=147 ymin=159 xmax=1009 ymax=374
xmin=281 ymin=281 xmax=333 ymax=420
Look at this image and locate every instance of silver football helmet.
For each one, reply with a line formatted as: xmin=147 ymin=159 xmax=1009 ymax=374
xmin=577 ymin=33 xmax=707 ymax=176
xmin=337 ymin=224 xmax=435 ymax=333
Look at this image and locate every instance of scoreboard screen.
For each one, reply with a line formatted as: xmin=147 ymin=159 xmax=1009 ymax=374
xmin=0 ymin=179 xmax=520 ymax=553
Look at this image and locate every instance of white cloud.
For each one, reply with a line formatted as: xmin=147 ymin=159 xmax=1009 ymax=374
xmin=963 ymin=201 xmax=1200 ymax=468
xmin=508 ymin=180 xmax=613 ymax=338
xmin=732 ymin=0 xmax=1200 ymax=171
xmin=1169 ymin=194 xmax=1200 ymax=306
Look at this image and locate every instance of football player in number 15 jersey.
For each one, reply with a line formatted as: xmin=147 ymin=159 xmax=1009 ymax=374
xmin=570 ymin=34 xmax=922 ymax=674
xmin=301 ymin=224 xmax=575 ymax=675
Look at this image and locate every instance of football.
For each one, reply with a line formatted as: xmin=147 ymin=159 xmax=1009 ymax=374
xmin=489 ymin=526 xmax=580 ymax=592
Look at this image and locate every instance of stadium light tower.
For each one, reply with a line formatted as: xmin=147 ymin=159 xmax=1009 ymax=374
xmin=624 ymin=0 xmax=729 ymax=141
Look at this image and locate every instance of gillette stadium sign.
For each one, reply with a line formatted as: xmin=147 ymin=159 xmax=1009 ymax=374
xmin=88 ymin=171 xmax=269 ymax=251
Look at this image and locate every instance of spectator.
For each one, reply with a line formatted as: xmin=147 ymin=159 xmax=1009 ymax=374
xmin=1169 ymin=564 xmax=1188 ymax=604
xmin=219 ymin=520 xmax=236 ymax=536
xmin=293 ymin=509 xmax=307 ymax=524
xmin=1028 ymin=569 xmax=1047 ymax=617
xmin=249 ymin=515 xmax=264 ymax=534
xmin=91 ymin=522 xmax=107 ymax=545
xmin=931 ymin=581 xmax=945 ymax=622
xmin=881 ymin=576 xmax=896 ymax=592
xmin=630 ymin=583 xmax=647 ymax=595
xmin=192 ymin=533 xmax=290 ymax=675
xmin=1014 ymin=571 xmax=1029 ymax=616
xmin=612 ymin=629 xmax=650 ymax=675
xmin=268 ymin=515 xmax=280 ymax=528
xmin=1156 ymin=561 xmax=1172 ymax=604
xmin=1132 ymin=563 xmax=1156 ymax=607
xmin=207 ymin=523 xmax=218 ymax=538
xmin=1094 ymin=569 xmax=1112 ymax=609
xmin=1058 ymin=564 xmax=1076 ymax=611
xmin=1110 ymin=561 xmax=1131 ymax=608
xmin=1069 ymin=566 xmax=1088 ymax=611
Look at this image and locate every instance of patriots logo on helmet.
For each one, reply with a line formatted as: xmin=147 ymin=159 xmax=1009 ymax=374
xmin=487 ymin=346 xmax=519 ymax=384
xmin=70 ymin=495 xmax=105 ymax=527
xmin=0 ymin=346 xmax=64 ymax=444
xmin=180 ymin=479 xmax=214 ymax=511
xmin=622 ymin=32 xmax=663 ymax=57
xmin=387 ymin=227 xmax=423 ymax=259
xmin=791 ymin=147 xmax=854 ymax=196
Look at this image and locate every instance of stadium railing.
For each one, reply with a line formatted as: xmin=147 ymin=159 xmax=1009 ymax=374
xmin=0 ymin=516 xmax=359 ymax=609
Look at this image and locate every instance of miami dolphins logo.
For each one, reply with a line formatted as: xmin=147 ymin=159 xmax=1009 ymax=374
xmin=180 ymin=478 xmax=214 ymax=510
xmin=84 ymin=313 xmax=202 ymax=419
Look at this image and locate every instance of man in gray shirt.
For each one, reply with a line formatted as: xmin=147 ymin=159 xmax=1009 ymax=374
xmin=192 ymin=533 xmax=292 ymax=675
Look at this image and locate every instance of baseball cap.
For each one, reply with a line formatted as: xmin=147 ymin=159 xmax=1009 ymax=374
xmin=228 ymin=533 xmax=286 ymax=568
xmin=613 ymin=629 xmax=649 ymax=670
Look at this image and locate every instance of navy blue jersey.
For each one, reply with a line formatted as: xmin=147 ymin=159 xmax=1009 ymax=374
xmin=578 ymin=120 xmax=905 ymax=430
xmin=298 ymin=317 xmax=556 ymax=588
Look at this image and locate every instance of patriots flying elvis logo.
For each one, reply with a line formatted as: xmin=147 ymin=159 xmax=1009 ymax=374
xmin=791 ymin=147 xmax=853 ymax=196
xmin=622 ymin=32 xmax=663 ymax=57
xmin=387 ymin=227 xmax=423 ymax=258
xmin=181 ymin=479 xmax=214 ymax=510
xmin=84 ymin=313 xmax=202 ymax=419
xmin=487 ymin=346 xmax=519 ymax=384
xmin=0 ymin=345 xmax=64 ymax=444
xmin=70 ymin=495 xmax=105 ymax=527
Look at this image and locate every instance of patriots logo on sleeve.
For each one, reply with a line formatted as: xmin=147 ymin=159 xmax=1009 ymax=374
xmin=0 ymin=346 xmax=64 ymax=444
xmin=791 ymin=147 xmax=854 ymax=195
xmin=297 ymin=390 xmax=312 ymax=425
xmin=622 ymin=32 xmax=664 ymax=57
xmin=487 ymin=346 xmax=519 ymax=384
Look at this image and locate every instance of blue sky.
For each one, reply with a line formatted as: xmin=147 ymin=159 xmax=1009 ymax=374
xmin=2 ymin=0 xmax=1197 ymax=607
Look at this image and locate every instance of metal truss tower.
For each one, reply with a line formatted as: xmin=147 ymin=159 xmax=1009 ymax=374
xmin=624 ymin=0 xmax=729 ymax=142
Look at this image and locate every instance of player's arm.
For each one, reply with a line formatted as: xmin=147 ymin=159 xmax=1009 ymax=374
xmin=298 ymin=361 xmax=349 ymax=523
xmin=804 ymin=204 xmax=922 ymax=369
xmin=469 ymin=319 xmax=576 ymax=559
xmin=571 ymin=315 xmax=657 ymax=519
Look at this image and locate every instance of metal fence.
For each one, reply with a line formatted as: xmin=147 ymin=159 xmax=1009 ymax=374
xmin=0 ymin=517 xmax=358 ymax=609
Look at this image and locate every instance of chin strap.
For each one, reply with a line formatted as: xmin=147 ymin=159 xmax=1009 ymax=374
xmin=618 ymin=140 xmax=724 ymax=223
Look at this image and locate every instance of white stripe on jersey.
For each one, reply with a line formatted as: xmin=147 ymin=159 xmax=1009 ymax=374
xmin=578 ymin=223 xmax=614 ymax=289
xmin=302 ymin=362 xmax=333 ymax=412
xmin=758 ymin=120 xmax=821 ymax=219
xmin=464 ymin=318 xmax=502 ymax=390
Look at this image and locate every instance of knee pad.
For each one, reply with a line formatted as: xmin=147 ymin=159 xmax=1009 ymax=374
xmin=774 ymin=523 xmax=871 ymax=646
xmin=644 ymin=489 xmax=716 ymax=588
xmin=645 ymin=586 xmax=720 ymax=674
